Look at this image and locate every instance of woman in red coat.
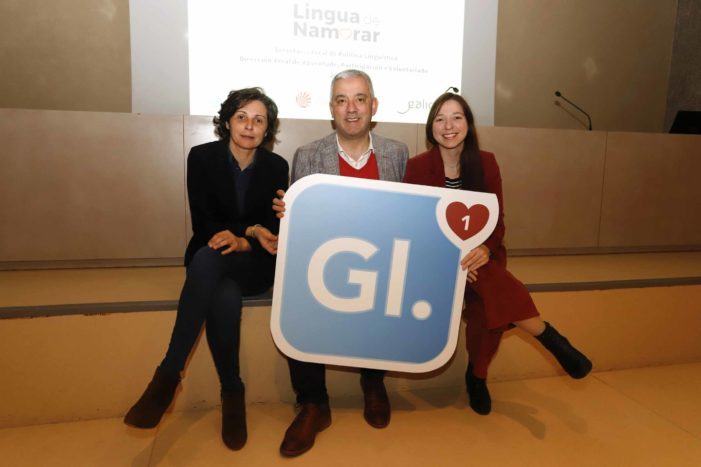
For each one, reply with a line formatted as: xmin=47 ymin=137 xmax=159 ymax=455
xmin=403 ymin=93 xmax=592 ymax=415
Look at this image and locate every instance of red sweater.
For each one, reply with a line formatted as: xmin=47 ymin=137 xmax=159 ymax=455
xmin=338 ymin=152 xmax=380 ymax=180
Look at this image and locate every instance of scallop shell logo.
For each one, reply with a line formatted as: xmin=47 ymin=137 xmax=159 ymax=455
xmin=296 ymin=92 xmax=311 ymax=108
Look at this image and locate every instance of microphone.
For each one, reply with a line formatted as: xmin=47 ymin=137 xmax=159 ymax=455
xmin=554 ymin=90 xmax=592 ymax=130
xmin=445 ymin=86 xmax=459 ymax=94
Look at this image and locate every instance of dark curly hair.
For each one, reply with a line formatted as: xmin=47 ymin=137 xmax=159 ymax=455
xmin=426 ymin=93 xmax=485 ymax=192
xmin=213 ymin=87 xmax=279 ymax=146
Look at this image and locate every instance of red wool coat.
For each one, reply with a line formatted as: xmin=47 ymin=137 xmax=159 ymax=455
xmin=403 ymin=147 xmax=539 ymax=330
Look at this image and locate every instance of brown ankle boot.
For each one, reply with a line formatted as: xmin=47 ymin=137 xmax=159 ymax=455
xmin=221 ymin=387 xmax=247 ymax=451
xmin=360 ymin=376 xmax=391 ymax=428
xmin=124 ymin=367 xmax=180 ymax=428
xmin=279 ymin=403 xmax=331 ymax=457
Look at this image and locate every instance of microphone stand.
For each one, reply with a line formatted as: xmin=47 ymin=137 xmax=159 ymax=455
xmin=555 ymin=91 xmax=592 ymax=131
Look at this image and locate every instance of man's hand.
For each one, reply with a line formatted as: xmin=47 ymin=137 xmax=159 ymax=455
xmin=251 ymin=225 xmax=279 ymax=255
xmin=272 ymin=189 xmax=286 ymax=219
xmin=208 ymin=230 xmax=250 ymax=255
xmin=460 ymin=245 xmax=490 ymax=283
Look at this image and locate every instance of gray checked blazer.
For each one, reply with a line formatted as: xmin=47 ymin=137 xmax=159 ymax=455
xmin=290 ymin=132 xmax=409 ymax=184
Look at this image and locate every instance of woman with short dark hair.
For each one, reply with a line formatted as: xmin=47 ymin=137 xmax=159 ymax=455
xmin=404 ymin=93 xmax=592 ymax=415
xmin=124 ymin=88 xmax=288 ymax=451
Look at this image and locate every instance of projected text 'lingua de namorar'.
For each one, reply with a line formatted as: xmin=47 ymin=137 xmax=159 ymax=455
xmin=293 ymin=3 xmax=380 ymax=42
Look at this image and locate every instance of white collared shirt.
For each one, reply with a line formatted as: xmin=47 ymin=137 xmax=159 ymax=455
xmin=336 ymin=133 xmax=374 ymax=170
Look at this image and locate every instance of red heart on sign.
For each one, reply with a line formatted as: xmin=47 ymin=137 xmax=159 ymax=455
xmin=446 ymin=202 xmax=489 ymax=241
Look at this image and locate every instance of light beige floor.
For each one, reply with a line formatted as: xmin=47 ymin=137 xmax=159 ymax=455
xmin=1 ymin=363 xmax=699 ymax=467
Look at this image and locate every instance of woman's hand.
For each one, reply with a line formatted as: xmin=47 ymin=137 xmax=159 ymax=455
xmin=272 ymin=189 xmax=286 ymax=219
xmin=461 ymin=244 xmax=490 ymax=283
xmin=249 ymin=225 xmax=279 ymax=255
xmin=208 ymin=230 xmax=251 ymax=255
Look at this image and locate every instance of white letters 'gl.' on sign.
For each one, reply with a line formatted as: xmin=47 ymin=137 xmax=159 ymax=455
xmin=271 ymin=174 xmax=498 ymax=373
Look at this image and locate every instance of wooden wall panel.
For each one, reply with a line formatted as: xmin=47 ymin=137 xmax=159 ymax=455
xmin=599 ymin=132 xmax=701 ymax=247
xmin=478 ymin=127 xmax=607 ymax=250
xmin=0 ymin=109 xmax=185 ymax=261
xmin=1 ymin=109 xmax=698 ymax=265
xmin=495 ymin=0 xmax=676 ymax=132
xmin=0 ymin=0 xmax=131 ymax=112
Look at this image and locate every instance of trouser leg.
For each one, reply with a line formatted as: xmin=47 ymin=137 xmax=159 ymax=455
xmin=466 ymin=308 xmax=504 ymax=379
xmin=160 ymin=247 xmax=228 ymax=377
xmin=287 ymin=358 xmax=329 ymax=404
xmin=360 ymin=368 xmax=385 ymax=381
xmin=205 ymin=277 xmax=244 ymax=392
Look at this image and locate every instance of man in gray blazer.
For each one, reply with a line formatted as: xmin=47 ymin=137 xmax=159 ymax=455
xmin=290 ymin=128 xmax=408 ymax=183
xmin=277 ymin=69 xmax=409 ymax=457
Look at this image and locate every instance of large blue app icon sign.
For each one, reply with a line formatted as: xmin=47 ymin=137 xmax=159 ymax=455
xmin=270 ymin=174 xmax=498 ymax=372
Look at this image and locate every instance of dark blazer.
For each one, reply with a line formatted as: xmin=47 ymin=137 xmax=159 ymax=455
xmin=184 ymin=140 xmax=289 ymax=266
xmin=403 ymin=146 xmax=506 ymax=265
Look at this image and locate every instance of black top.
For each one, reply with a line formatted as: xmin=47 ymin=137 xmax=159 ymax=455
xmin=226 ymin=145 xmax=256 ymax=215
xmin=184 ymin=140 xmax=289 ymax=266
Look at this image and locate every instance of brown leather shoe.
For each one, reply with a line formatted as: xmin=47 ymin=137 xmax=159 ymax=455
xmin=279 ymin=403 xmax=331 ymax=457
xmin=360 ymin=376 xmax=390 ymax=428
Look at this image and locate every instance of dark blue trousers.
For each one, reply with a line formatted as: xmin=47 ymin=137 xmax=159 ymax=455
xmin=160 ymin=246 xmax=272 ymax=391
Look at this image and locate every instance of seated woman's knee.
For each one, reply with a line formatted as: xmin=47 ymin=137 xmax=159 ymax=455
xmin=188 ymin=246 xmax=227 ymax=276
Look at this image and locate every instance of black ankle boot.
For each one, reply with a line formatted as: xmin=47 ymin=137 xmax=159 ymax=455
xmin=221 ymin=386 xmax=247 ymax=450
xmin=466 ymin=363 xmax=491 ymax=415
xmin=536 ymin=322 xmax=592 ymax=379
xmin=124 ymin=367 xmax=180 ymax=428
